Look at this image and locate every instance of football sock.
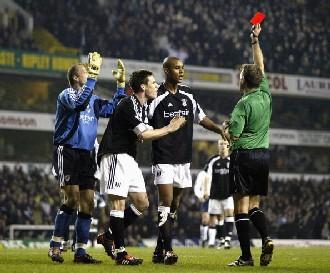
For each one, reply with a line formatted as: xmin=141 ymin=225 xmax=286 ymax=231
xmin=109 ymin=210 xmax=125 ymax=250
xmin=50 ymin=204 xmax=74 ymax=248
xmin=208 ymin=227 xmax=216 ymax=246
xmin=216 ymin=220 xmax=224 ymax=240
xmin=158 ymin=206 xmax=172 ymax=251
xmin=235 ymin=213 xmax=252 ymax=260
xmin=225 ymin=216 xmax=234 ymax=239
xmin=75 ymin=212 xmax=92 ymax=256
xmin=63 ymin=211 xmax=77 ymax=242
xmin=249 ymin=207 xmax=269 ymax=243
xmin=124 ymin=204 xmax=142 ymax=228
xmin=201 ymin=224 xmax=209 ymax=241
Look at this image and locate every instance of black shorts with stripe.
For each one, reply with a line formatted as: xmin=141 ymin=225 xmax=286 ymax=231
xmin=53 ymin=145 xmax=96 ymax=190
xmin=229 ymin=149 xmax=270 ymax=196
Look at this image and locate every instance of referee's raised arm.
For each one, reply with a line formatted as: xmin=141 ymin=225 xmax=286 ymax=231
xmin=251 ymin=24 xmax=264 ymax=75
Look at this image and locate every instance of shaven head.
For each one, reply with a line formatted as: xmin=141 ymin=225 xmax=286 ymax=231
xmin=163 ymin=56 xmax=181 ymax=70
xmin=162 ymin=56 xmax=184 ymax=84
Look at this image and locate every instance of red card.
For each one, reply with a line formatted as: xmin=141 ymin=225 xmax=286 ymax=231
xmin=250 ymin=12 xmax=266 ymax=25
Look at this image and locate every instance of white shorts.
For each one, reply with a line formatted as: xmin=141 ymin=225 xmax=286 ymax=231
xmin=99 ymin=154 xmax=146 ymax=197
xmin=152 ymin=163 xmax=192 ymax=188
xmin=208 ymin=197 xmax=234 ymax=215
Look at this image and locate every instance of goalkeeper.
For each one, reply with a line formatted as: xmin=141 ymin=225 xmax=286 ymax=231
xmin=49 ymin=53 xmax=126 ymax=264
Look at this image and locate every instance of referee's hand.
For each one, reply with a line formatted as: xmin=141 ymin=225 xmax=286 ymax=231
xmin=251 ymin=23 xmax=261 ymax=39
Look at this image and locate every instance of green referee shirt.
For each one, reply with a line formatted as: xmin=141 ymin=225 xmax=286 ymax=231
xmin=229 ymin=75 xmax=272 ymax=150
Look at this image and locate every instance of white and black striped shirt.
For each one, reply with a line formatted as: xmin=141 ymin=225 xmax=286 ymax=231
xmin=98 ymin=95 xmax=150 ymax=159
xmin=148 ymin=83 xmax=206 ymax=164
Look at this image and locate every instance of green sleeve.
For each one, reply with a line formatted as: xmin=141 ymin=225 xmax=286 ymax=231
xmin=229 ymin=101 xmax=246 ymax=137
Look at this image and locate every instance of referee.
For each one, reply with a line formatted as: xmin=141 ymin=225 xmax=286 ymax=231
xmin=226 ymin=24 xmax=274 ymax=267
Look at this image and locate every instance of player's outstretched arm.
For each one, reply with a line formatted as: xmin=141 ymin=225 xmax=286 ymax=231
xmin=251 ymin=24 xmax=264 ymax=75
xmin=199 ymin=116 xmax=229 ymax=141
xmin=139 ymin=116 xmax=186 ymax=141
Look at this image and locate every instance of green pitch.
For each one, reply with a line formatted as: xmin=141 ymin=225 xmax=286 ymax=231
xmin=1 ymin=246 xmax=329 ymax=273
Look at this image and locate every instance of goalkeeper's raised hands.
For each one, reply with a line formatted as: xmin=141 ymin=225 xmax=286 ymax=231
xmin=112 ymin=59 xmax=126 ymax=88
xmin=87 ymin=52 xmax=102 ymax=79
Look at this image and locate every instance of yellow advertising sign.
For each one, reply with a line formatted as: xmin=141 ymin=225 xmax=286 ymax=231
xmin=0 ymin=49 xmax=79 ymax=73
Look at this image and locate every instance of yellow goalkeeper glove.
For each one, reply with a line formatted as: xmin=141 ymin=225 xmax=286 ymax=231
xmin=87 ymin=52 xmax=102 ymax=79
xmin=112 ymin=59 xmax=126 ymax=88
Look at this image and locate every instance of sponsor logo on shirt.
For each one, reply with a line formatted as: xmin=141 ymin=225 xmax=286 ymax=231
xmin=163 ymin=109 xmax=189 ymax=118
xmin=79 ymin=104 xmax=95 ymax=124
xmin=80 ymin=114 xmax=95 ymax=124
xmin=214 ymin=168 xmax=229 ymax=175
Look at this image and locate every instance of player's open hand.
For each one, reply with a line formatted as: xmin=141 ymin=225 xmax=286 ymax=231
xmin=168 ymin=116 xmax=186 ymax=133
xmin=112 ymin=59 xmax=126 ymax=88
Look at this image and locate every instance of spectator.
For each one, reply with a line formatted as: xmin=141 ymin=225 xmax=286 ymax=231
xmin=7 ymin=0 xmax=328 ymax=77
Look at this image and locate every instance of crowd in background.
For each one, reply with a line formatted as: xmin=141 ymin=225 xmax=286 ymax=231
xmin=1 ymin=166 xmax=329 ymax=241
xmin=5 ymin=0 xmax=329 ymax=77
xmin=264 ymin=178 xmax=330 ymax=240
xmin=0 ymin=165 xmax=59 ymax=240
xmin=0 ymin=6 xmax=36 ymax=51
xmin=269 ymin=145 xmax=330 ymax=174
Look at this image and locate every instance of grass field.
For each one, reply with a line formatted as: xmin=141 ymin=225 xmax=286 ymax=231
xmin=1 ymin=246 xmax=330 ymax=273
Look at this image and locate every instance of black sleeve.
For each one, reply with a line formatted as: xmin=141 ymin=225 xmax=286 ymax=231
xmin=121 ymin=99 xmax=143 ymax=130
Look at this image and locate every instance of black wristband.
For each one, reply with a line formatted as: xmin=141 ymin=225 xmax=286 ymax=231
xmin=251 ymin=40 xmax=259 ymax=45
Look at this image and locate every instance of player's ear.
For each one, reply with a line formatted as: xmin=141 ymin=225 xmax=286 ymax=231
xmin=140 ymin=83 xmax=146 ymax=92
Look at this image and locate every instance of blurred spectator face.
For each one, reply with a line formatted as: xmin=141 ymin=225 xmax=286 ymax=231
xmin=218 ymin=139 xmax=230 ymax=158
xmin=164 ymin=58 xmax=185 ymax=84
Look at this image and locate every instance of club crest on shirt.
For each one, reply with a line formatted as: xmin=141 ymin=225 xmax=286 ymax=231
xmin=181 ymin=99 xmax=187 ymax=106
xmin=114 ymin=181 xmax=121 ymax=188
xmin=156 ymin=169 xmax=161 ymax=177
xmin=152 ymin=165 xmax=162 ymax=177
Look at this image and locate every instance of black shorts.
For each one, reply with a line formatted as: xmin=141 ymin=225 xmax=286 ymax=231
xmin=229 ymin=149 xmax=270 ymax=196
xmin=53 ymin=145 xmax=96 ymax=190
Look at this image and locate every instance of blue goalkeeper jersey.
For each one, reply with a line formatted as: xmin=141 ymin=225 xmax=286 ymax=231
xmin=53 ymin=78 xmax=125 ymax=151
